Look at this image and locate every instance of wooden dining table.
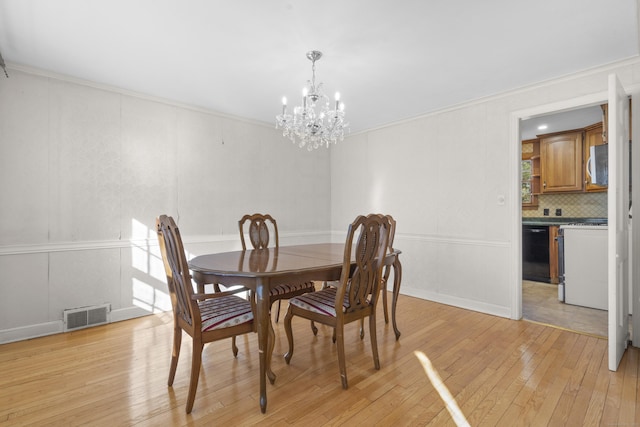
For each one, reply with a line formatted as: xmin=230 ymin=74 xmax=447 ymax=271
xmin=188 ymin=243 xmax=402 ymax=413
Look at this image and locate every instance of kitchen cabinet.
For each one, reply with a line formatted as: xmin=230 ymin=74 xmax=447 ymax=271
xmin=521 ymin=139 xmax=540 ymax=209
xmin=540 ymin=130 xmax=583 ymax=193
xmin=584 ymin=122 xmax=607 ymax=192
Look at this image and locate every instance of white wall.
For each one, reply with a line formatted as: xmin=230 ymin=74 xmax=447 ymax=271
xmin=331 ymin=57 xmax=640 ymax=319
xmin=4 ymin=57 xmax=640 ymax=343
xmin=0 ymin=68 xmax=331 ymax=343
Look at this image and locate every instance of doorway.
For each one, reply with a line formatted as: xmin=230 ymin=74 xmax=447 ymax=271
xmin=520 ymin=105 xmax=608 ymax=336
xmin=512 ymin=83 xmax=638 ymax=372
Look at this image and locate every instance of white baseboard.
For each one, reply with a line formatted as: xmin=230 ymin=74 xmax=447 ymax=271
xmin=402 ymin=287 xmax=512 ymax=319
xmin=109 ymin=306 xmax=156 ymax=323
xmin=0 ymin=306 xmax=161 ymax=344
xmin=0 ymin=321 xmax=63 ymax=344
xmin=1 ymin=288 xmax=512 ymax=345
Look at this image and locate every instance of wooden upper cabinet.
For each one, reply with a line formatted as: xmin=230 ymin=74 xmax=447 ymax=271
xmin=540 ymin=130 xmax=583 ymax=193
xmin=521 ymin=139 xmax=540 ymax=208
xmin=584 ymin=122 xmax=607 ymax=192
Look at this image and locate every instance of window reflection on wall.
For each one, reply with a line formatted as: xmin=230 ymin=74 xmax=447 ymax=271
xmin=131 ymin=218 xmax=171 ymax=313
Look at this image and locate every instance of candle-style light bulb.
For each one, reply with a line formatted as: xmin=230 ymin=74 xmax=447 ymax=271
xmin=302 ymin=87 xmax=308 ymax=108
xmin=334 ymin=92 xmax=341 ymax=111
xmin=282 ymin=96 xmax=287 ymax=114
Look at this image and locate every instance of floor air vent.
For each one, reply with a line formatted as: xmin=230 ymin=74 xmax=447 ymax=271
xmin=64 ymin=304 xmax=111 ymax=332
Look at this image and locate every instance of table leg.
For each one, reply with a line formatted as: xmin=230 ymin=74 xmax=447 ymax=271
xmin=192 ymin=274 xmax=214 ymax=294
xmin=193 ymin=275 xmax=205 ymax=295
xmin=267 ymin=314 xmax=276 ymax=384
xmin=255 ymin=278 xmax=275 ymax=413
xmin=391 ymin=256 xmax=402 ymax=340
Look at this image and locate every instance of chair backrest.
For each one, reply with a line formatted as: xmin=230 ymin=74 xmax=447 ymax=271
xmin=156 ymin=215 xmax=199 ymax=333
xmin=239 ymin=213 xmax=279 ymax=250
xmin=385 ymin=214 xmax=396 ymax=252
xmin=337 ymin=214 xmax=391 ymax=314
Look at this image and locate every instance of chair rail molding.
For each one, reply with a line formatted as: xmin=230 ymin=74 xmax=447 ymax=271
xmin=0 ymin=231 xmax=332 ymax=256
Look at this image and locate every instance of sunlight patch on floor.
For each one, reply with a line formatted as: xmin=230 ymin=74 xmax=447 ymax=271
xmin=415 ymin=350 xmax=470 ymax=427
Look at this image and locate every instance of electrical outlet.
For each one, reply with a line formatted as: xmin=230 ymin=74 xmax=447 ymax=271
xmin=555 ymin=208 xmax=562 ymax=216
xmin=543 ymin=209 xmax=549 ymax=216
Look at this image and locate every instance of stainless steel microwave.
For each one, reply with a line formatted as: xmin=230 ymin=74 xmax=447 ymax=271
xmin=587 ymin=144 xmax=608 ymax=186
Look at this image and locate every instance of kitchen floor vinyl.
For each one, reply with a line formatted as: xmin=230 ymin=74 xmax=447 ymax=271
xmin=522 ymin=280 xmax=607 ymax=338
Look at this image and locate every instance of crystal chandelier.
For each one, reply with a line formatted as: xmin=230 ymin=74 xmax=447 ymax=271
xmin=276 ymin=51 xmax=348 ymax=151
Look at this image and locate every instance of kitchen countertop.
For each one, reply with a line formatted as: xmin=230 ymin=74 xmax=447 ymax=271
xmin=522 ymin=217 xmax=608 ymax=226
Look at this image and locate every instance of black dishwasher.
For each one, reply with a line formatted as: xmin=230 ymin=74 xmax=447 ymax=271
xmin=522 ymin=225 xmax=550 ymax=282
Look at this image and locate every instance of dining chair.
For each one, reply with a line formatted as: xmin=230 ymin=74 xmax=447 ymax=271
xmin=322 ymin=214 xmax=397 ymax=341
xmin=283 ymin=213 xmax=391 ymax=389
xmin=156 ymin=215 xmax=255 ymax=414
xmin=377 ymin=214 xmax=397 ymax=325
xmin=239 ymin=213 xmax=316 ymax=323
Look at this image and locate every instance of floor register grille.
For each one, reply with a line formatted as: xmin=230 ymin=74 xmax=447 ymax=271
xmin=63 ymin=303 xmax=111 ymax=332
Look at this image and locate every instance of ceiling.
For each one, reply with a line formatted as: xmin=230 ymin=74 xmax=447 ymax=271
xmin=520 ymin=105 xmax=604 ymax=140
xmin=0 ymin=0 xmax=638 ymax=134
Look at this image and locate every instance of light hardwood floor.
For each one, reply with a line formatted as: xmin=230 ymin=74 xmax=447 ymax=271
xmin=1 ymin=294 xmax=638 ymax=426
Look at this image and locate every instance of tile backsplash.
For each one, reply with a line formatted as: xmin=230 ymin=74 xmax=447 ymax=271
xmin=522 ymin=192 xmax=607 ymax=218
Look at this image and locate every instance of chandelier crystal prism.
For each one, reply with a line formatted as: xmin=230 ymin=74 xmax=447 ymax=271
xmin=276 ymin=51 xmax=349 ymax=151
